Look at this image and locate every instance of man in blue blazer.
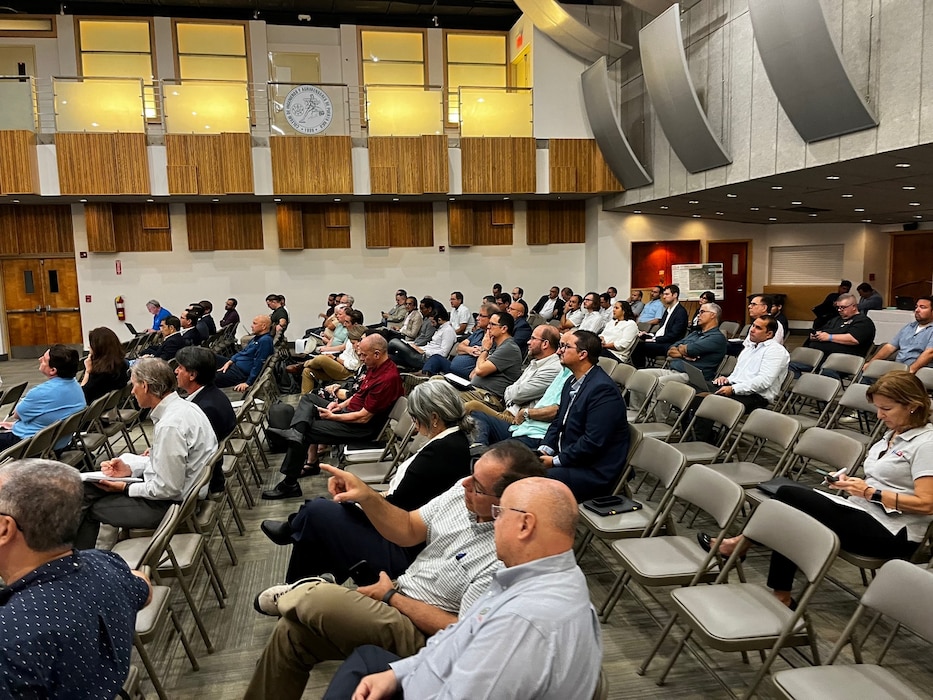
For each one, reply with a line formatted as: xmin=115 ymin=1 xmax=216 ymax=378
xmin=538 ymin=329 xmax=629 ymax=501
xmin=631 ymin=284 xmax=689 ymax=368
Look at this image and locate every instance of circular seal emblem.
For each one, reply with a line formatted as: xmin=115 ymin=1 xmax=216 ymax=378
xmin=283 ymin=85 xmax=333 ymax=135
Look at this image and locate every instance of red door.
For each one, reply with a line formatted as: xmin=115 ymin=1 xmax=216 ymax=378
xmin=707 ymin=241 xmax=749 ymax=325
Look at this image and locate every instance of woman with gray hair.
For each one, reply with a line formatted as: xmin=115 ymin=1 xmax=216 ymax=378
xmin=260 ymin=381 xmax=473 ymax=584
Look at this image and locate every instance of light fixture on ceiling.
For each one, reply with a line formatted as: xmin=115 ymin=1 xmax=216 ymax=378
xmin=692 ymin=214 xmax=701 ymax=218
xmin=915 ymin=215 xmax=923 ymax=219
xmin=659 ymin=205 xmax=668 ymax=209
xmin=273 ymin=198 xmax=281 ymax=202
xmin=826 ymin=175 xmax=840 ymax=180
xmin=896 ymin=163 xmax=911 ymax=168
xmin=726 ymin=193 xmax=737 ymax=198
xmin=689 ymin=200 xmax=698 ymax=204
xmin=809 ymin=213 xmax=818 ymax=217
xmin=392 ymin=197 xmax=399 ymax=201
xmin=910 ymin=202 xmax=921 ymax=206
xmin=716 ymin=211 xmax=724 ymax=215
xmin=771 ymin=186 xmax=782 ymax=190
xmin=769 ymin=217 xmax=777 ymax=221
xmin=842 ymin=194 xmax=854 ymax=198
xmin=903 ymin=186 xmax=916 ymax=190
xmin=862 ymin=219 xmax=872 ymax=223
xmin=791 ymin=201 xmax=802 ymax=205
xmin=750 ymin=207 xmax=759 ymax=211
xmin=334 ymin=198 xmax=341 ymax=202
xmin=633 ymin=210 xmax=641 ymax=214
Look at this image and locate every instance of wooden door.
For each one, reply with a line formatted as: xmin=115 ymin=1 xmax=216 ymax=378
xmin=707 ymin=241 xmax=750 ymax=325
xmin=890 ymin=233 xmax=933 ymax=303
xmin=2 ymin=258 xmax=82 ymax=358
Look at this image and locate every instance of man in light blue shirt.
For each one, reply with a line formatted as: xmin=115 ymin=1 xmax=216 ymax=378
xmin=863 ymin=295 xmax=933 ymax=374
xmin=639 ymin=285 xmax=665 ymax=324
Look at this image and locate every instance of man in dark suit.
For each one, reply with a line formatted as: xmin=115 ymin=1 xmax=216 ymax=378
xmin=631 ymin=283 xmax=689 ymax=368
xmin=179 ymin=308 xmax=203 ymax=348
xmin=531 ymin=286 xmax=565 ymax=323
xmin=508 ymin=299 xmax=532 ymax=356
xmin=198 ymin=299 xmax=217 ymax=336
xmin=538 ymin=329 xmax=629 ymax=501
xmin=175 ymin=345 xmax=236 ymax=493
xmin=140 ymin=315 xmax=188 ymax=362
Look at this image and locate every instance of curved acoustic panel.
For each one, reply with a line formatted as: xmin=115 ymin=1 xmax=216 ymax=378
xmin=582 ymin=57 xmax=652 ymax=189
xmin=639 ymin=4 xmax=731 ymax=173
xmin=748 ymin=0 xmax=877 ymax=142
xmin=513 ymin=0 xmax=631 ymax=63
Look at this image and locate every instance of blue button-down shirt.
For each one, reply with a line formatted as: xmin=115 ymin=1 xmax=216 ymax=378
xmin=889 ymin=320 xmax=933 ymax=366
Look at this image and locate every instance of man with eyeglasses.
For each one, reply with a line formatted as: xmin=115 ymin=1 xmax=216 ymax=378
xmin=558 ymin=294 xmax=585 ymax=331
xmin=323 ymin=477 xmax=601 ymax=700
xmin=789 ymin=292 xmax=876 ymax=378
xmin=396 ymin=296 xmax=423 ymax=342
xmin=642 ymin=302 xmax=728 ymax=389
xmin=727 ymin=294 xmax=785 ymax=357
xmin=538 ymin=330 xmax=629 ymax=501
xmin=531 ymin=285 xmax=565 ymax=323
xmin=244 ymin=442 xmax=546 ymax=700
xmin=423 ymin=304 xmax=495 ymax=379
xmin=578 ymin=291 xmax=608 ymax=335
xmin=463 ymin=312 xmax=524 ymax=408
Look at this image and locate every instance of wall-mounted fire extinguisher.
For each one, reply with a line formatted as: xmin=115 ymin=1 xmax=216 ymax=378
xmin=115 ymin=295 xmax=126 ymax=321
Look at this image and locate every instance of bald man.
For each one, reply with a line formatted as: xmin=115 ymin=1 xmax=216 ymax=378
xmin=215 ymin=315 xmax=274 ymax=391
xmin=324 ymin=477 xmax=602 ymax=700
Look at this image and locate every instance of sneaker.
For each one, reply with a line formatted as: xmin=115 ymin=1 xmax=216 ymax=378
xmin=253 ymin=574 xmax=337 ymax=616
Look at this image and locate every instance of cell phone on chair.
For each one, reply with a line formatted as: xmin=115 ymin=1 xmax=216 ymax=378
xmin=349 ymin=559 xmax=380 ymax=586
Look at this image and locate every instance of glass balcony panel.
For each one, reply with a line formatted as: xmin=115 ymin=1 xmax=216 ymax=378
xmin=54 ymin=78 xmax=145 ymax=133
xmin=366 ymin=86 xmax=443 ymax=136
xmin=0 ymin=78 xmax=36 ymax=131
xmin=268 ymin=83 xmax=349 ymax=136
xmin=163 ymin=81 xmax=250 ymax=133
xmin=459 ymin=87 xmax=532 ymax=137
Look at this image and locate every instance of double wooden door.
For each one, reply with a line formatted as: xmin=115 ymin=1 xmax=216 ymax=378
xmin=2 ymin=258 xmax=82 ymax=358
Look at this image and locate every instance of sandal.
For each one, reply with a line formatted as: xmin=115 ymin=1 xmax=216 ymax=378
xmin=299 ymin=461 xmax=321 ymax=478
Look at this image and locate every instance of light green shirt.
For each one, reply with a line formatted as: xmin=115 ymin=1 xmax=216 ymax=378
xmin=511 ymin=368 xmax=571 ymax=440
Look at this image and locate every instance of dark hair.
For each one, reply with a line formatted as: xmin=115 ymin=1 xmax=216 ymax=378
xmin=599 ymin=293 xmax=611 ymax=304
xmin=186 ymin=305 xmax=203 ymax=322
xmin=492 ymin=283 xmax=502 ymax=294
xmin=226 ymin=298 xmax=237 ymax=307
xmin=700 ymin=291 xmax=716 ymax=304
xmin=857 ymin=283 xmax=873 ymax=293
xmin=397 ymin=289 xmax=407 ymax=297
xmin=419 ymin=297 xmax=436 ymax=316
xmin=265 ymin=294 xmax=278 ymax=302
xmin=918 ymin=296 xmax=933 ymax=306
xmin=758 ymin=294 xmax=775 ymax=308
xmin=483 ymin=295 xmax=497 ymax=305
xmin=48 ymin=344 xmax=80 ymax=379
xmin=571 ymin=330 xmax=601 ymax=366
xmin=561 ymin=287 xmax=573 ymax=296
xmin=347 ymin=309 xmax=364 ymax=325
xmin=571 ymin=294 xmax=584 ymax=306
xmin=537 ymin=325 xmax=559 ymax=347
xmin=617 ymin=300 xmax=636 ymax=321
xmin=199 ymin=300 xmax=213 ymax=313
xmin=755 ymin=314 xmax=779 ymax=336
xmin=513 ymin=287 xmax=524 ymax=296
xmin=491 ymin=311 xmax=514 ymax=335
xmin=867 ymin=371 xmax=931 ymax=428
xmin=486 ymin=441 xmax=548 ymax=497
xmin=407 ymin=296 xmax=418 ymax=306
xmin=664 ymin=284 xmax=680 ymax=297
xmin=840 ymin=280 xmax=852 ymax=289
xmin=0 ymin=459 xmax=83 ymax=551
xmin=87 ymin=327 xmax=126 ymax=377
xmin=451 ymin=291 xmax=463 ymax=302
xmin=434 ymin=305 xmax=450 ymax=322
xmin=175 ymin=346 xmax=217 ymax=387
xmin=497 ymin=293 xmax=511 ymax=306
xmin=162 ymin=315 xmax=180 ymax=332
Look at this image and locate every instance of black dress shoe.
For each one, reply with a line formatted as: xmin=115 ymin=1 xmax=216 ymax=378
xmin=261 ymin=519 xmax=294 ymax=545
xmin=261 ymin=480 xmax=303 ymax=500
xmin=697 ymin=532 xmax=746 ymax=562
xmin=267 ymin=427 xmax=305 ymax=445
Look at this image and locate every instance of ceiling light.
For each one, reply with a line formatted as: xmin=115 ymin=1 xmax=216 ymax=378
xmin=750 ymin=207 xmax=759 ymax=211
xmin=771 ymin=186 xmax=782 ymax=190
xmin=273 ymin=198 xmax=282 ymax=202
xmin=862 ymin=219 xmax=872 ymax=223
xmin=79 ymin=198 xmax=87 ymax=203
xmin=689 ymin=200 xmax=699 ymax=204
xmin=896 ymin=163 xmax=911 ymax=168
xmin=854 ymin=208 xmax=865 ymax=212
xmin=809 ymin=213 xmax=818 ymax=217
xmin=903 ymin=186 xmax=916 ymax=190
xmin=392 ymin=198 xmax=399 ymax=201
xmin=659 ymin=205 xmax=668 ymax=210
xmin=769 ymin=217 xmax=777 ymax=221
xmin=692 ymin=214 xmax=701 ymax=218
xmin=791 ymin=201 xmax=802 ymax=205
xmin=334 ymin=198 xmax=341 ymax=202
xmin=842 ymin=194 xmax=854 ymax=198
xmin=716 ymin=212 xmax=724 ymax=215
xmin=503 ymin=197 xmax=509 ymax=201
xmin=449 ymin=197 xmax=455 ymax=201
xmin=826 ymin=175 xmax=840 ymax=180
xmin=915 ymin=215 xmax=923 ymax=219
xmin=726 ymin=193 xmax=737 ymax=198
xmin=633 ymin=210 xmax=641 ymax=214
xmin=146 ymin=199 xmax=153 ymax=203
xmin=212 ymin=198 xmax=219 ymax=202
xmin=910 ymin=202 xmax=922 ymax=206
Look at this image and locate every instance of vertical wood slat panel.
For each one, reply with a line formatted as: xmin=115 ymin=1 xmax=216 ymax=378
xmin=461 ymin=138 xmax=535 ymax=193
xmin=216 ymin=204 xmax=263 ymax=250
xmin=447 ymin=202 xmax=473 ymax=246
xmin=510 ymin=138 xmax=536 ymax=193
xmin=368 ymin=138 xmax=398 ymax=194
xmin=270 ymin=136 xmax=353 ymax=194
xmin=364 ymin=203 xmax=391 ymax=248
xmin=526 ymin=201 xmax=586 ymax=245
xmin=420 ymin=134 xmax=449 ymax=193
xmin=526 ymin=202 xmax=550 ymax=245
xmin=56 ymin=133 xmax=116 ymax=195
xmin=140 ymin=204 xmax=170 ymax=230
xmin=490 ymin=202 xmax=514 ymax=225
xmin=111 ymin=133 xmax=150 ymax=194
xmin=113 ymin=205 xmax=172 ymax=252
xmin=0 ymin=208 xmax=17 ymax=254
xmin=85 ymin=203 xmax=116 ymax=253
xmin=1 ymin=206 xmax=75 ymax=254
xmin=165 ymin=135 xmax=196 ymax=194
xmin=221 ymin=133 xmax=254 ymax=194
xmin=589 ymin=140 xmax=622 ymax=192
xmin=370 ymin=166 xmax=398 ymax=193
xmin=277 ymin=203 xmax=304 ymax=250
xmin=364 ymin=203 xmax=433 ymax=248
xmin=185 ymin=204 xmax=215 ymax=251
xmin=448 ymin=201 xmax=513 ymax=247
xmin=395 ymin=138 xmax=423 ymax=195
xmin=324 ymin=205 xmax=350 ymax=228
xmin=192 ymin=135 xmax=224 ymax=195
xmin=303 ymin=204 xmax=350 ymax=248
xmin=0 ymin=130 xmax=39 ymax=194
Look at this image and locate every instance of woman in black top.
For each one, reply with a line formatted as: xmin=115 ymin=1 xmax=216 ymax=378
xmin=81 ymin=327 xmax=129 ymax=402
xmin=263 ymin=380 xmax=474 ymax=583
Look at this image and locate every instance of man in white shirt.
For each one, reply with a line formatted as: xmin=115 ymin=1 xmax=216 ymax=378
xmin=448 ymin=291 xmax=473 ymax=335
xmin=578 ymin=292 xmax=607 ymax=334
xmin=712 ymin=315 xmax=789 ymax=410
xmin=390 ymin=307 xmax=457 ymax=370
xmin=531 ymin=286 xmax=564 ymax=323
xmin=558 ymin=295 xmax=585 ymax=331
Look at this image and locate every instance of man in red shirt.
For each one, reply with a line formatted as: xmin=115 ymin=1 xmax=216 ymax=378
xmin=264 ymin=334 xmax=403 ymax=500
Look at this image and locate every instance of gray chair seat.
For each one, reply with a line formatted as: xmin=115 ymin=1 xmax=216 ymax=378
xmin=578 ymin=505 xmax=657 ymax=539
xmin=136 ymin=585 xmax=171 ymax=635
xmin=672 ymin=442 xmax=722 ymax=462
xmin=789 ymin=415 xmax=820 ymax=429
xmin=611 ymin=536 xmax=717 ymax=584
xmin=707 ymin=461 xmax=775 ymax=487
xmin=672 ymin=583 xmax=807 ymax=646
xmin=773 ymin=665 xmax=922 ymax=700
xmin=632 ymin=422 xmax=674 ymax=441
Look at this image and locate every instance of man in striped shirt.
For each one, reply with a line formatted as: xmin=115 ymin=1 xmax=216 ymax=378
xmin=244 ymin=442 xmax=546 ymax=700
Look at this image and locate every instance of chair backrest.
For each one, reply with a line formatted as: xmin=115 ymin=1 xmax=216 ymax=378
xmin=51 ymin=407 xmax=87 ymax=451
xmin=819 ymin=352 xmax=865 ymax=377
xmin=630 ymin=436 xmax=687 ymax=490
xmin=836 ymin=381 xmax=877 ymax=413
xmin=719 ymin=321 xmax=740 ymax=338
xmin=640 ymin=381 xmax=695 ymax=436
xmin=80 ymin=392 xmax=112 ymax=431
xmin=136 ymin=504 xmax=182 ymax=571
xmin=793 ymin=426 xmax=865 ymax=475
xmin=0 ymin=381 xmax=27 ymax=419
xmin=0 ymin=438 xmax=28 ymax=464
xmin=915 ymin=366 xmax=933 ymax=393
xmin=387 ymin=395 xmax=409 ymax=423
xmin=624 ymin=370 xmax=659 ymax=419
xmin=742 ymin=498 xmax=840 ymax=582
xmin=597 ymin=356 xmax=617 ymax=375
xmin=861 ymin=358 xmax=909 ymax=382
xmin=609 ymin=362 xmax=635 ymax=391
xmin=788 ymin=347 xmax=824 ymax=371
xmin=608 ymin=424 xmax=645 ymax=495
xmin=671 ymin=463 xmax=745 ymax=529
xmin=717 ymin=354 xmax=737 ymax=377
xmin=860 ymin=559 xmax=933 ymax=645
xmin=720 ymin=408 xmax=801 ymax=471
xmin=21 ymin=420 xmax=64 ymax=459
xmin=178 ymin=457 xmax=215 ymax=526
xmin=788 ymin=372 xmax=842 ymax=403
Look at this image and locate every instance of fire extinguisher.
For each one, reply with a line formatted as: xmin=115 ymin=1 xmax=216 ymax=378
xmin=115 ymin=295 xmax=126 ymax=321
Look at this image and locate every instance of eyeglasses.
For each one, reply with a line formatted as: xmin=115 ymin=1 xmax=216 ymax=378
xmin=558 ymin=342 xmax=578 ymax=351
xmin=491 ymin=504 xmax=528 ymax=520
xmin=476 ymin=314 xmax=490 ymax=319
xmin=488 ymin=322 xmax=506 ymax=328
xmin=469 ymin=466 xmax=494 ymax=497
xmin=748 ymin=301 xmax=766 ymax=306
xmin=0 ymin=512 xmax=22 ymax=531
xmin=835 ymin=303 xmax=855 ymax=310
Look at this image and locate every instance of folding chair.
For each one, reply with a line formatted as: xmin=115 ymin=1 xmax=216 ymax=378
xmin=823 ymin=382 xmax=883 ymax=448
xmin=644 ymin=499 xmax=841 ymax=698
xmin=672 ymin=394 xmax=745 ymax=464
xmin=624 ymin=370 xmax=659 ymax=423
xmin=777 ymin=372 xmax=841 ymax=430
xmin=609 ymin=362 xmax=635 ymax=392
xmin=788 ymin=347 xmax=824 ymax=374
xmin=772 ymin=559 xmax=933 ymax=699
xmin=597 ymin=356 xmax=617 ymax=375
xmin=705 ymin=408 xmax=801 ymax=488
xmin=634 ymin=381 xmax=695 ymax=441
xmin=719 ymin=321 xmax=740 ymax=339
xmin=819 ymin=352 xmax=865 ymax=385
xmin=0 ymin=381 xmax=27 ymax=421
xmin=915 ymin=366 xmax=933 ymax=393
xmin=716 ymin=354 xmax=737 ymax=377
xmin=858 ymin=358 xmax=908 ymax=384
xmin=339 ymin=396 xmax=409 ymax=465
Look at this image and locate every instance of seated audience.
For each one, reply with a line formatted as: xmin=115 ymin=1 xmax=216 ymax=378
xmin=531 ymin=286 xmax=565 ymax=323
xmin=140 ymin=315 xmax=187 ymax=362
xmin=558 ymin=294 xmax=585 ymax=331
xmin=267 ymin=293 xmax=289 ymax=338
xmin=638 ymin=286 xmax=665 ymax=325
xmin=508 ymin=299 xmax=532 ymax=355
xmin=74 ymin=357 xmax=217 ymax=549
xmin=263 ymin=334 xmax=403 ymax=500
xmin=80 ymin=326 xmax=129 ymax=402
xmin=324 ymin=478 xmax=601 ymax=700
xmin=220 ymin=297 xmax=240 ymax=331
xmin=511 ymin=286 xmax=524 ymax=303
xmin=381 ymin=289 xmax=408 ymax=329
xmin=215 ymin=315 xmax=275 ymax=391
xmin=599 ymin=293 xmax=613 ymax=321
xmin=198 ymin=299 xmax=216 ymax=335
xmin=739 ymin=295 xmax=785 ymax=347
xmin=600 ymin=300 xmax=639 ymax=363
xmin=642 ymin=302 xmax=727 ymax=388
xmin=0 ymin=459 xmax=152 ymax=698
xmin=690 ymin=291 xmax=716 ymax=329
xmin=260 ymin=381 xmax=473 ymax=583
xmin=578 ymin=292 xmax=607 ymax=335
xmin=145 ymin=299 xmax=171 ymax=334
xmin=863 ymin=296 xmax=933 ymax=374
xmin=464 ymin=311 xmax=524 ymax=408
xmin=389 ymin=306 xmax=456 ymax=370
xmin=812 ymin=279 xmax=852 ymax=330
xmin=770 ymin=294 xmax=789 ymax=338
xmin=299 ymin=325 xmax=365 ymax=394
xmin=422 ymin=304 xmax=494 ymax=378
xmin=631 ymin=284 xmax=689 ymax=368
xmin=396 ymin=296 xmax=423 ymax=341
xmin=857 ymin=282 xmax=884 ymax=313
xmin=244 ymin=442 xmax=546 ymax=700
xmin=388 ymin=299 xmax=436 ymax=361
xmin=179 ymin=307 xmax=203 ymax=347
xmin=538 ymin=330 xmax=629 ymax=501
xmin=702 ymin=371 xmax=933 ymax=608
xmin=0 ymin=345 xmax=85 ymax=451
xmin=448 ymin=291 xmax=473 ymax=335
xmin=789 ymin=293 xmax=875 ymax=378
xmin=628 ymin=289 xmax=645 ymax=318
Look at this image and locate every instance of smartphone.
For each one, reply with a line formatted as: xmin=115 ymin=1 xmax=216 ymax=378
xmin=348 ymin=559 xmax=380 ymax=587
xmin=825 ymin=473 xmax=840 ymax=483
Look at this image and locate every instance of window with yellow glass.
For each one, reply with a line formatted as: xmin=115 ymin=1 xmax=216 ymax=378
xmin=174 ymin=21 xmax=249 ymax=82
xmin=360 ymin=29 xmax=426 ymax=87
xmin=77 ymin=19 xmax=156 ymax=119
xmin=444 ymin=32 xmax=507 ymax=124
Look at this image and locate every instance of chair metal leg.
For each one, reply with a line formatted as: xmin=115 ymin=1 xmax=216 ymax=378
xmin=216 ymin=512 xmax=239 ymax=565
xmin=134 ymin=635 xmax=169 ymax=700
xmin=598 ymin=571 xmax=631 ymax=622
xmin=201 ymin=547 xmax=227 ymax=605
xmin=168 ymin=607 xmax=200 ymax=670
xmin=657 ymin=628 xmax=693 ymax=686
xmin=637 ymin=612 xmax=680 ymax=676
xmin=165 ymin=551 xmax=214 ymax=653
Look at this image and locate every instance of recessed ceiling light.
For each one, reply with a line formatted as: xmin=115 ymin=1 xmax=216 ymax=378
xmin=716 ymin=211 xmax=724 ymax=215
xmin=334 ymin=198 xmax=341 ymax=202
xmin=896 ymin=163 xmax=911 ymax=168
xmin=273 ymin=198 xmax=281 ymax=202
xmin=750 ymin=207 xmax=759 ymax=211
xmin=449 ymin=197 xmax=455 ymax=201
xmin=726 ymin=193 xmax=737 ymax=198
xmin=79 ymin=199 xmax=87 ymax=203
xmin=910 ymin=202 xmax=922 ymax=206
xmin=633 ymin=210 xmax=641 ymax=214
xmin=771 ymin=186 xmax=783 ymax=190
xmin=692 ymin=214 xmax=701 ymax=218
xmin=842 ymin=194 xmax=854 ymax=198
xmin=915 ymin=215 xmax=923 ymax=219
xmin=769 ymin=217 xmax=777 ymax=221
xmin=809 ymin=213 xmax=818 ymax=217
xmin=12 ymin=199 xmax=18 ymax=203
xmin=689 ymin=200 xmax=699 ymax=204
xmin=826 ymin=175 xmax=840 ymax=180
xmin=503 ymin=197 xmax=509 ymax=201
xmin=791 ymin=201 xmax=802 ymax=205
xmin=212 ymin=198 xmax=218 ymax=202
xmin=862 ymin=219 xmax=872 ymax=223
xmin=146 ymin=199 xmax=154 ymax=203
xmin=854 ymin=208 xmax=865 ymax=212
xmin=392 ymin=197 xmax=399 ymax=201
xmin=659 ymin=205 xmax=668 ymax=210
xmin=903 ymin=186 xmax=916 ymax=190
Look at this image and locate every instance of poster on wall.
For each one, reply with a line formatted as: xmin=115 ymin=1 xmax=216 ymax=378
xmin=672 ymin=263 xmax=725 ymax=301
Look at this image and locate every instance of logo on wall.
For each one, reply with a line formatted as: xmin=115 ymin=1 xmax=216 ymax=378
xmin=283 ymin=85 xmax=333 ymax=135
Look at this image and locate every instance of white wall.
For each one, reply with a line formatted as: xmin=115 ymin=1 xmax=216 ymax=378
xmin=531 ymin=29 xmax=593 ymax=139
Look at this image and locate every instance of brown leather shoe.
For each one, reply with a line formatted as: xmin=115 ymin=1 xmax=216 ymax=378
xmin=285 ymin=363 xmax=303 ymax=375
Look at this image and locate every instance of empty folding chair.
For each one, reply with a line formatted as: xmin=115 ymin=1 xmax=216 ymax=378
xmin=0 ymin=381 xmax=27 ymax=421
xmin=609 ymin=362 xmax=635 ymax=393
xmin=915 ymin=366 xmax=933 ymax=393
xmin=772 ymin=559 xmax=933 ymax=700
xmin=823 ymin=382 xmax=883 ymax=448
xmin=858 ymin=358 xmax=908 ymax=384
xmin=707 ymin=408 xmax=801 ymax=488
xmin=600 ymin=465 xmax=746 ymax=622
xmin=819 ymin=352 xmax=865 ymax=385
xmin=788 ymin=347 xmax=824 ymax=374
xmin=672 ymin=394 xmax=745 ymax=464
xmin=777 ymin=372 xmax=841 ymax=430
xmin=345 ymin=427 xmax=422 ymax=485
xmin=644 ymin=499 xmax=841 ymax=698
xmin=339 ymin=396 xmax=409 ymax=465
xmin=634 ymin=381 xmax=695 ymax=441
xmin=624 ymin=370 xmax=659 ymax=423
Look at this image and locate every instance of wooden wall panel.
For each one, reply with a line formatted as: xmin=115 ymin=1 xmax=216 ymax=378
xmin=526 ymin=201 xmax=586 ymax=245
xmin=461 ymin=137 xmax=535 ymax=193
xmin=324 ymin=205 xmax=350 ymax=228
xmin=111 ymin=133 xmax=150 ymax=194
xmin=370 ymin=166 xmax=398 ymax=193
xmin=306 ymin=204 xmax=350 ymax=249
xmin=191 ymin=136 xmax=225 ymax=195
xmin=447 ymin=201 xmax=513 ymax=247
xmin=166 ymin=165 xmax=198 ymax=195
xmin=113 ymin=205 xmax=172 ymax=252
xmin=549 ymin=139 xmax=622 ymax=193
xmin=186 ymin=205 xmax=215 ymax=251
xmin=369 ymin=136 xmax=448 ymax=195
xmin=57 ymin=133 xmax=116 ymax=195
xmin=364 ymin=203 xmax=432 ymax=248
xmin=0 ymin=206 xmax=73 ymax=254
xmin=0 ymin=208 xmax=16 ymax=255
xmin=394 ymin=139 xmax=423 ymax=195
xmin=221 ymin=133 xmax=254 ymax=194
xmin=276 ymin=204 xmax=303 ymax=250
xmin=85 ymin=204 xmax=116 ymax=253
xmin=421 ymin=134 xmax=449 ymax=193
xmin=270 ymin=136 xmax=352 ymax=194
xmin=165 ymin=134 xmax=252 ymax=195
xmin=0 ymin=131 xmax=39 ymax=194
xmin=215 ymin=204 xmax=262 ymax=250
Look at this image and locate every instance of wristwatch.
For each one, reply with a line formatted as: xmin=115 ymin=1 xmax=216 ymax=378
xmin=523 ymin=408 xmax=531 ymax=421
xmin=382 ymin=588 xmax=398 ymax=605
xmin=871 ymin=489 xmax=884 ymax=504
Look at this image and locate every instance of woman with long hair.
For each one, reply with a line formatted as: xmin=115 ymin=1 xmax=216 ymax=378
xmin=81 ymin=327 xmax=129 ymax=402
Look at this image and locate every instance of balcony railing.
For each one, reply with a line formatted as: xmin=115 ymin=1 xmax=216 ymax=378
xmin=0 ymin=76 xmax=38 ymax=132
xmin=268 ymin=82 xmax=350 ymax=136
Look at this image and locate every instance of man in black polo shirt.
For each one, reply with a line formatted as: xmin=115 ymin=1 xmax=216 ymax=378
xmin=789 ymin=292 xmax=875 ymax=378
